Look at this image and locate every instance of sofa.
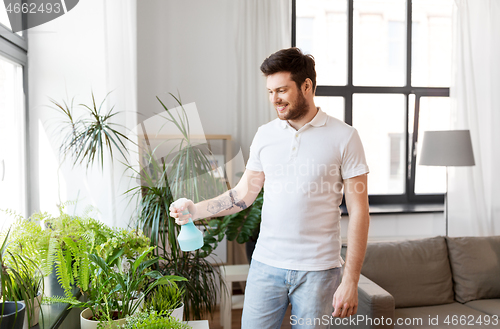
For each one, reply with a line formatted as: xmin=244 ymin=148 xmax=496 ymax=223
xmin=339 ymin=236 xmax=500 ymax=329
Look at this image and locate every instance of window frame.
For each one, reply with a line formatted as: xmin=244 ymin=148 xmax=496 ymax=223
xmin=0 ymin=18 xmax=30 ymax=215
xmin=292 ymin=0 xmax=447 ymax=205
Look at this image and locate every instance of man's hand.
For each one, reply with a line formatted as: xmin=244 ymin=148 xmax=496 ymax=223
xmin=332 ymin=280 xmax=358 ymax=318
xmin=169 ymin=198 xmax=196 ymax=225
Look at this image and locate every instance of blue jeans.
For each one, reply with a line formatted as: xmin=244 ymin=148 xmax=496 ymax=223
xmin=241 ymin=260 xmax=342 ymax=329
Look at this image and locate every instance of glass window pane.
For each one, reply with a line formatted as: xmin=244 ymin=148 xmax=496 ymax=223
xmin=296 ymin=0 xmax=348 ymax=86
xmin=412 ymin=0 xmax=452 ymax=87
xmin=415 ymin=97 xmax=451 ymax=194
xmin=0 ymin=55 xmax=26 ymax=230
xmin=353 ymin=94 xmax=405 ymax=195
xmin=353 ymin=0 xmax=406 ymax=86
xmin=315 ymin=96 xmax=344 ymax=121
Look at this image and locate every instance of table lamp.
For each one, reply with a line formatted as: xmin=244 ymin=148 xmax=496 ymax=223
xmin=419 ymin=130 xmax=475 ymax=236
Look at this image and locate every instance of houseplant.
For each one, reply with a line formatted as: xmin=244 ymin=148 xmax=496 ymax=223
xmin=128 ymin=94 xmax=227 ymax=320
xmin=118 ymin=309 xmax=191 ymax=329
xmin=1 ymin=252 xmax=43 ymax=328
xmin=53 ymin=92 xmax=229 ymax=320
xmin=144 ymin=282 xmax=185 ymax=320
xmin=36 ymin=206 xmax=150 ymax=299
xmin=0 ymin=230 xmax=27 ymax=329
xmin=1 ymin=212 xmax=51 ymax=328
xmin=46 ymin=246 xmax=186 ymax=329
xmin=52 ymin=92 xmax=131 ymax=170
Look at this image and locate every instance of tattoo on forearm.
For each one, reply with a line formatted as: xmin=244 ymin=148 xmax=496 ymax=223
xmin=229 ymin=190 xmax=248 ymax=210
xmin=206 ymin=189 xmax=248 ymax=214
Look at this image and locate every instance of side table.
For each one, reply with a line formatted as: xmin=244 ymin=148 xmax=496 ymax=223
xmin=220 ymin=264 xmax=250 ymax=329
xmin=187 ymin=320 xmax=210 ymax=329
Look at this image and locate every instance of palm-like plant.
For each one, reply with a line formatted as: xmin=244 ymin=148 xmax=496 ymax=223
xmin=52 ymin=91 xmax=132 ymax=170
xmin=127 ymin=94 xmax=227 ymax=320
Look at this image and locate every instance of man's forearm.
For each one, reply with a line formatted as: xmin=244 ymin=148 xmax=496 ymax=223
xmin=343 ymin=210 xmax=370 ymax=284
xmin=192 ymin=189 xmax=249 ymax=221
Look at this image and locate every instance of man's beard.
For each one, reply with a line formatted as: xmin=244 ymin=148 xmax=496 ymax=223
xmin=277 ymin=90 xmax=309 ymax=121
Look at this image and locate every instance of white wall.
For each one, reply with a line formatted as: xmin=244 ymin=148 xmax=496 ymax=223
xmin=137 ymin=0 xmax=237 ymax=137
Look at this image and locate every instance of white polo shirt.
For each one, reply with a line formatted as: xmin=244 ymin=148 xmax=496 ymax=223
xmin=246 ymin=109 xmax=369 ymax=271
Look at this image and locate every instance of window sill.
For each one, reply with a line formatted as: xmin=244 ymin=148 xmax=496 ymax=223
xmin=340 ymin=203 xmax=444 ymax=216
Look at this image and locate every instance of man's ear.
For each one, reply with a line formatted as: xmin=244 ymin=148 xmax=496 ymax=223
xmin=302 ymin=78 xmax=313 ymax=95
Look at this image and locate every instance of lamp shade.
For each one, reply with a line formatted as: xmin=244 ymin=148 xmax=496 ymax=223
xmin=419 ymin=130 xmax=475 ymax=167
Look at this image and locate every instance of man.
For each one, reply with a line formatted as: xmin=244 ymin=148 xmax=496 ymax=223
xmin=170 ymin=47 xmax=370 ymax=328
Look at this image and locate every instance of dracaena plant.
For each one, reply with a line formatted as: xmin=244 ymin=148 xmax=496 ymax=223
xmin=51 ymin=91 xmax=132 ymax=170
xmin=126 ymin=94 xmax=227 ymax=320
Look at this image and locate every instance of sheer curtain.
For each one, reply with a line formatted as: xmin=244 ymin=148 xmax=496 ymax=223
xmin=103 ymin=0 xmax=138 ymax=227
xmin=234 ymin=0 xmax=291 ymax=161
xmin=448 ymin=0 xmax=500 ymax=236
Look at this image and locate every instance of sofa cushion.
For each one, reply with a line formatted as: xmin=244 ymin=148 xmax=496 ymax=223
xmin=465 ymin=299 xmax=500 ymax=317
xmin=446 ymin=236 xmax=500 ymax=303
xmin=361 ymin=237 xmax=455 ymax=308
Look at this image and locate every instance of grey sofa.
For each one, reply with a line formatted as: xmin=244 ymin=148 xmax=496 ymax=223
xmin=340 ymin=236 xmax=500 ymax=329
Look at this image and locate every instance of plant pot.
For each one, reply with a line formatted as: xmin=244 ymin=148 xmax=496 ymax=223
xmin=80 ymin=308 xmax=127 ymax=329
xmin=0 ymin=302 xmax=26 ymax=329
xmin=21 ymin=292 xmax=42 ymax=328
xmin=169 ymin=302 xmax=184 ymax=321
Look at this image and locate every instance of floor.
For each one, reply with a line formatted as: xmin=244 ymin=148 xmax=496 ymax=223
xmin=207 ymin=305 xmax=292 ymax=329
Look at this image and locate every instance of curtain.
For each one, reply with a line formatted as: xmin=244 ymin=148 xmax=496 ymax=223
xmin=234 ymin=0 xmax=291 ymax=161
xmin=448 ymin=0 xmax=500 ymax=236
xmin=102 ymin=0 xmax=138 ymax=227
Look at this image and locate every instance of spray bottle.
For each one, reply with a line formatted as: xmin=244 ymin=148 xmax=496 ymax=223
xmin=173 ymin=198 xmax=204 ymax=251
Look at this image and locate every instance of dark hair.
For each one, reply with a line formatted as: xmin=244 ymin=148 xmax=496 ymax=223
xmin=260 ymin=47 xmax=316 ymax=92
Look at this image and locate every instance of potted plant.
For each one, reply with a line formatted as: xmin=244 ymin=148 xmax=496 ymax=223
xmin=53 ymin=92 xmax=227 ymax=320
xmin=128 ymin=94 xmax=227 ymax=320
xmin=30 ymin=206 xmax=150 ymax=300
xmin=46 ymin=246 xmax=186 ymax=329
xmin=118 ymin=309 xmax=191 ymax=329
xmin=1 ymin=252 xmax=43 ymax=328
xmin=1 ymin=230 xmax=26 ymax=329
xmin=144 ymin=282 xmax=185 ymax=320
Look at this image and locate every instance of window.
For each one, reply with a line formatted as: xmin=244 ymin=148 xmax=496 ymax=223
xmin=0 ymin=6 xmax=28 ymax=227
xmin=293 ymin=0 xmax=452 ymax=205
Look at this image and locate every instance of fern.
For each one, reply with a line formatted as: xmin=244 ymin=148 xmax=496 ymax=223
xmin=43 ymin=295 xmax=80 ymax=306
xmin=40 ymin=235 xmax=58 ymax=276
xmin=79 ymin=251 xmax=90 ymax=292
xmin=55 ymin=248 xmax=72 ymax=298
